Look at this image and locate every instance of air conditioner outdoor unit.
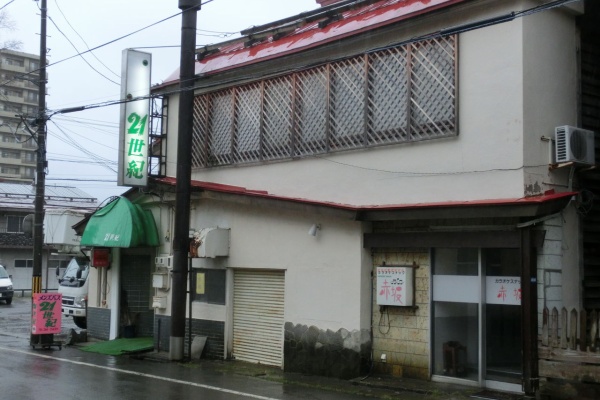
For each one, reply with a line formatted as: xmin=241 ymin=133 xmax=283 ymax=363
xmin=155 ymin=256 xmax=173 ymax=268
xmin=555 ymin=125 xmax=596 ymax=165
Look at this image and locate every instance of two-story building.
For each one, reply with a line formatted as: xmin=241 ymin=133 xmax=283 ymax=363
xmin=81 ymin=0 xmax=599 ymax=397
xmin=0 ymin=182 xmax=97 ymax=291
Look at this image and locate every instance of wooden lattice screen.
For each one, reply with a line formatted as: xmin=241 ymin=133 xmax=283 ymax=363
xmin=191 ymin=35 xmax=458 ymax=168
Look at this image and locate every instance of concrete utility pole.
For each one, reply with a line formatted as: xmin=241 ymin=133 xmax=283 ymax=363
xmin=170 ymin=0 xmax=201 ymax=361
xmin=31 ymin=0 xmax=50 ymax=346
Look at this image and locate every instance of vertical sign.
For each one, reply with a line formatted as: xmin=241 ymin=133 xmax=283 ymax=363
xmin=31 ymin=293 xmax=62 ymax=334
xmin=118 ymin=49 xmax=152 ymax=187
xmin=376 ymin=266 xmax=415 ymax=306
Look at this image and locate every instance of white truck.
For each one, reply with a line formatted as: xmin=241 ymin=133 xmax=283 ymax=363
xmin=44 ymin=210 xmax=90 ymax=330
xmin=55 ymin=257 xmax=89 ymax=329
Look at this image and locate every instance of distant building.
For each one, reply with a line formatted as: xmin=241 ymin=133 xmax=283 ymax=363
xmin=0 ymin=49 xmax=40 ymax=183
xmin=0 ymin=182 xmax=97 ymax=292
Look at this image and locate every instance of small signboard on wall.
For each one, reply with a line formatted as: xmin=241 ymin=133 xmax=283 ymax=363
xmin=376 ymin=266 xmax=415 ymax=307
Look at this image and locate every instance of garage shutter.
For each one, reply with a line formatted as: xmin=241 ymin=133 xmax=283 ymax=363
xmin=233 ymin=270 xmax=285 ymax=366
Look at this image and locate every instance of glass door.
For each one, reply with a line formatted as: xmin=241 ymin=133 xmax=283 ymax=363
xmin=483 ymin=249 xmax=522 ymax=390
xmin=432 ymin=248 xmax=522 ymax=392
xmin=432 ymin=248 xmax=480 ymax=383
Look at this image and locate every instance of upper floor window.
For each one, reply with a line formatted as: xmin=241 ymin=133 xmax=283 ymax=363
xmin=3 ymin=103 xmax=22 ymax=113
xmin=1 ymin=88 xmax=22 ymax=97
xmin=7 ymin=215 xmax=25 ymax=233
xmin=191 ymin=35 xmax=457 ymax=168
xmin=2 ymin=150 xmax=20 ymax=159
xmin=4 ymin=57 xmax=24 ymax=67
xmin=28 ymin=60 xmax=39 ymax=71
xmin=15 ymin=259 xmax=33 ymax=268
xmin=0 ymin=166 xmax=19 ymax=174
xmin=25 ymin=91 xmax=38 ymax=102
xmin=2 ymin=135 xmax=16 ymax=143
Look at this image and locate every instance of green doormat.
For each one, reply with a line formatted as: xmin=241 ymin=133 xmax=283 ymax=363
xmin=81 ymin=337 xmax=154 ymax=356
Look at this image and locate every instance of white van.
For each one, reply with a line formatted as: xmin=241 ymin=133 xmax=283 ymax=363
xmin=0 ymin=265 xmax=14 ymax=305
xmin=56 ymin=257 xmax=89 ymax=328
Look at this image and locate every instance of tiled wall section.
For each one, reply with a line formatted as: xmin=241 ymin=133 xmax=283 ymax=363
xmin=372 ymin=249 xmax=430 ymax=380
xmin=87 ymin=307 xmax=111 ymax=340
xmin=154 ymin=315 xmax=225 ymax=359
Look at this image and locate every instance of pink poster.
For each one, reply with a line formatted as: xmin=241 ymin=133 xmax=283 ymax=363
xmin=31 ymin=293 xmax=62 ymax=334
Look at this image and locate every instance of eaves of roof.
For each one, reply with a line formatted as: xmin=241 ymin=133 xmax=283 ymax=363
xmin=159 ymin=0 xmax=467 ymax=87
xmin=152 ymin=176 xmax=575 ymax=221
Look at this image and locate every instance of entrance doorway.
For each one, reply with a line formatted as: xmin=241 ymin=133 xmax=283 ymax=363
xmin=432 ymin=248 xmax=522 ymax=392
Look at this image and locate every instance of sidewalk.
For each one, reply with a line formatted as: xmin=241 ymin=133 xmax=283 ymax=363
xmin=127 ymin=350 xmax=494 ymax=400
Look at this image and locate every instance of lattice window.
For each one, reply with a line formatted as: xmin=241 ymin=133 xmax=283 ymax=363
xmin=234 ymin=83 xmax=262 ymax=163
xmin=192 ymin=35 xmax=457 ymax=168
xmin=367 ymin=47 xmax=409 ymax=144
xmin=209 ymin=90 xmax=234 ymax=166
xmin=409 ymin=37 xmax=456 ymax=139
xmin=192 ymin=95 xmax=209 ymax=167
xmin=263 ymin=77 xmax=294 ymax=160
xmin=330 ymin=57 xmax=366 ymax=150
xmin=294 ymin=67 xmax=329 ymax=156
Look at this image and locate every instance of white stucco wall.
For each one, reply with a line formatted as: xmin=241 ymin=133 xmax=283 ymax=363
xmin=186 ymin=197 xmax=371 ymax=332
xmin=522 ymin=3 xmax=581 ymax=194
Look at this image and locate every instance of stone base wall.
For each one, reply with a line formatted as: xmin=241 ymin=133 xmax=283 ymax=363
xmin=284 ymin=322 xmax=371 ymax=379
xmin=371 ymin=249 xmax=430 ymax=380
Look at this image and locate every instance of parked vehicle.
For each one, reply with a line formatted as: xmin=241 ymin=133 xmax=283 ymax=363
xmin=56 ymin=257 xmax=89 ymax=329
xmin=0 ymin=265 xmax=14 ymax=305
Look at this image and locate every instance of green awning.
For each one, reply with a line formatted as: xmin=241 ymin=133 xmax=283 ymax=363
xmin=81 ymin=197 xmax=159 ymax=248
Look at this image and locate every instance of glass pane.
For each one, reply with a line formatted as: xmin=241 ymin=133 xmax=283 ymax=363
xmin=433 ymin=301 xmax=479 ymax=381
xmin=434 ymin=248 xmax=478 ymax=275
xmin=484 ymin=248 xmax=522 ymax=384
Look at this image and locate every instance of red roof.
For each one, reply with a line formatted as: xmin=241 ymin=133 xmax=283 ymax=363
xmin=153 ymin=176 xmax=576 ymax=213
xmin=162 ymin=0 xmax=467 ymax=84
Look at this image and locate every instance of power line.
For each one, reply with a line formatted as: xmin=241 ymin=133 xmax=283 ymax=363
xmin=47 ymin=14 xmax=120 ymax=85
xmin=0 ymin=0 xmax=15 ymax=11
xmin=53 ymin=0 xmax=120 ymax=79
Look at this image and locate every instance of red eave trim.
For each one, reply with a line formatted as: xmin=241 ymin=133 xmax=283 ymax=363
xmin=160 ymin=0 xmax=468 ymax=86
xmin=153 ymin=177 xmax=576 ymax=212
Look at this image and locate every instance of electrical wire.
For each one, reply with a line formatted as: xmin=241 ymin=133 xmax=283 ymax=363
xmin=47 ymin=15 xmax=120 ymax=85
xmin=52 ymin=0 xmax=120 ymax=79
xmin=0 ymin=0 xmax=15 ymax=11
xmin=48 ymin=120 xmax=117 ymax=173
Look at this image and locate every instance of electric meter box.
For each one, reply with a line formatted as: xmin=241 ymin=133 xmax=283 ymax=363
xmin=152 ymin=273 xmax=169 ymax=289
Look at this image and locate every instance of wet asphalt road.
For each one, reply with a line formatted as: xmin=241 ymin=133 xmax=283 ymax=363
xmin=0 ymin=296 xmax=383 ymax=400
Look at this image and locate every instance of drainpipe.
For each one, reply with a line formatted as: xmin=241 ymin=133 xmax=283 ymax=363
xmin=170 ymin=0 xmax=201 ymax=361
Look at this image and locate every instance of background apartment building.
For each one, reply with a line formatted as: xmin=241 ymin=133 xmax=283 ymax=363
xmin=0 ymin=49 xmax=40 ymax=183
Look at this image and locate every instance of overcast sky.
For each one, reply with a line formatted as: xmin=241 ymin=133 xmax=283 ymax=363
xmin=4 ymin=0 xmax=318 ymax=203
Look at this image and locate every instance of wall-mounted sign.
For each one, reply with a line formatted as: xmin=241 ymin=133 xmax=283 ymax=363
xmin=486 ymin=276 xmax=521 ymax=305
xmin=31 ymin=293 xmax=62 ymax=334
xmin=91 ymin=247 xmax=110 ymax=268
xmin=118 ymin=49 xmax=152 ymax=187
xmin=376 ymin=266 xmax=415 ymax=306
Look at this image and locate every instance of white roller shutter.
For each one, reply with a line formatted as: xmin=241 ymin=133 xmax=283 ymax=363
xmin=233 ymin=270 xmax=285 ymax=366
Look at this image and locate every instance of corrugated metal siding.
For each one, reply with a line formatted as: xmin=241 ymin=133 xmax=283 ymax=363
xmin=233 ymin=270 xmax=285 ymax=367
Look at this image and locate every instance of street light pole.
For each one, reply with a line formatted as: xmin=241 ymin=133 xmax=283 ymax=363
xmin=31 ymin=0 xmax=50 ymax=346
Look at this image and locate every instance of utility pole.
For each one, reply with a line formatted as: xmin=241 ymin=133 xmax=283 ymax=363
xmin=30 ymin=0 xmax=50 ymax=346
xmin=170 ymin=0 xmax=201 ymax=361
